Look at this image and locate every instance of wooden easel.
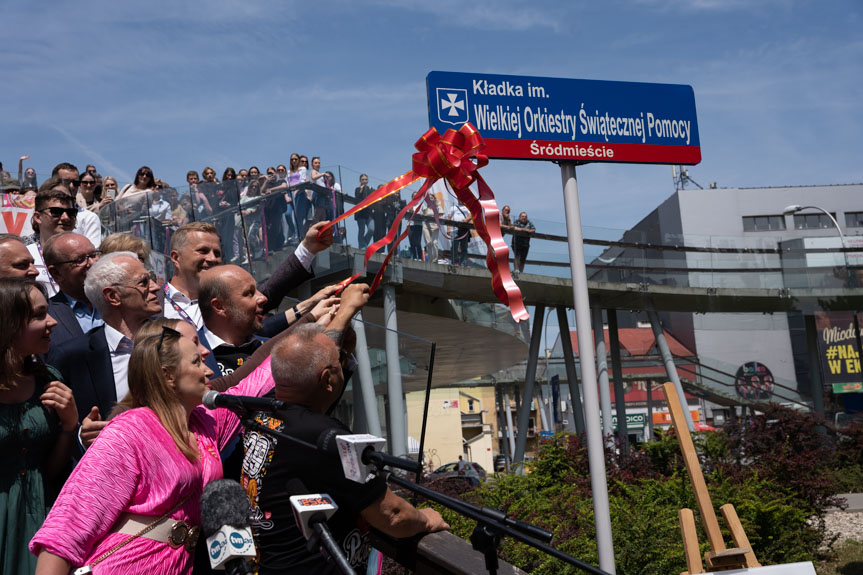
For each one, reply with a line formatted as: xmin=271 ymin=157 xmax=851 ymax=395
xmin=663 ymin=382 xmax=761 ymax=574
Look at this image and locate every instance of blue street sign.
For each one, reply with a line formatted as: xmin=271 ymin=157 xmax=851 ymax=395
xmin=427 ymin=71 xmax=700 ymax=164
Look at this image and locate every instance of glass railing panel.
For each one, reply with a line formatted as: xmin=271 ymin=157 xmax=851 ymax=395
xmin=89 ymin=166 xmax=861 ymax=296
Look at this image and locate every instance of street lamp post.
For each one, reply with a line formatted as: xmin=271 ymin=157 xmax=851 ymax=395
xmin=782 ymin=204 xmax=846 ymax=259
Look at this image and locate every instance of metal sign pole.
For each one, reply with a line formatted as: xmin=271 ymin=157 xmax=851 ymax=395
xmin=559 ymin=161 xmax=615 ymax=574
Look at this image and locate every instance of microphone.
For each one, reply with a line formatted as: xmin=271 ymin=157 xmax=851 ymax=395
xmin=287 ymin=479 xmax=339 ymax=541
xmin=200 ymin=479 xmax=256 ymax=574
xmin=286 ymin=479 xmax=356 ymax=575
xmin=318 ymin=430 xmax=386 ymax=484
xmin=203 ymin=390 xmax=285 ymax=413
xmin=317 ymin=429 xmax=420 ymax=483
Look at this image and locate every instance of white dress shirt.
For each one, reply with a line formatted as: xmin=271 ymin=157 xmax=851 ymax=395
xmin=103 ymin=323 xmax=133 ymax=402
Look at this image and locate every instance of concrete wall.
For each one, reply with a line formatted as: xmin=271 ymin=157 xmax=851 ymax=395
xmin=406 ymin=388 xmax=465 ymax=471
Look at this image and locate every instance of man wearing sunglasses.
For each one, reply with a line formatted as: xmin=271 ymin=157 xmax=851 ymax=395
xmin=24 ymin=178 xmax=80 ymax=296
xmin=48 ymin=251 xmax=162 ymax=447
xmin=42 ymin=232 xmax=104 ymax=349
xmin=50 ymin=162 xmax=102 ymax=248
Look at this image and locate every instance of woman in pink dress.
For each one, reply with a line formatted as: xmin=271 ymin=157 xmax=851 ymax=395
xmin=30 ymin=326 xmax=275 ymax=574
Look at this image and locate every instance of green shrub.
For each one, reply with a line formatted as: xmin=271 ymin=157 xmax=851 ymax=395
xmin=415 ymin=409 xmax=850 ymax=574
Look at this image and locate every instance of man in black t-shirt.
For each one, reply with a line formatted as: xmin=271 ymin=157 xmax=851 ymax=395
xmin=242 ymin=297 xmax=448 ymax=574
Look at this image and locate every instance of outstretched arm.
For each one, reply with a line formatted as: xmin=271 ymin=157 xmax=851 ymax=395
xmin=325 ymin=283 xmax=370 ymax=344
xmin=18 ymin=154 xmax=29 ymax=183
xmin=360 ymin=488 xmax=449 ymax=539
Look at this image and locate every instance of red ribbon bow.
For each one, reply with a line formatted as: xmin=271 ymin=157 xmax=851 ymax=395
xmin=318 ymin=123 xmax=529 ymax=322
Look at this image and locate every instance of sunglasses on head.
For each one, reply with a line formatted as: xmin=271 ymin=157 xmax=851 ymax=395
xmin=157 ymin=326 xmax=182 ymax=352
xmin=41 ymin=207 xmax=78 ymax=219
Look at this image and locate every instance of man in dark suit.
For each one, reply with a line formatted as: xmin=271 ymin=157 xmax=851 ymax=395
xmin=354 ymin=173 xmax=374 ymax=247
xmin=41 ymin=232 xmax=103 ymax=350
xmin=49 ymin=251 xmax=162 ymax=447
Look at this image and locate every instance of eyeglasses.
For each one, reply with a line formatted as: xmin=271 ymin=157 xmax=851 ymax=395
xmin=112 ymin=272 xmax=155 ymax=296
xmin=40 ymin=207 xmax=78 ymax=220
xmin=54 ymin=250 xmax=101 ymax=267
xmin=80 ymin=180 xmax=96 ymax=186
xmin=157 ymin=326 xmax=182 ymax=352
xmin=60 ymin=178 xmax=80 ymax=187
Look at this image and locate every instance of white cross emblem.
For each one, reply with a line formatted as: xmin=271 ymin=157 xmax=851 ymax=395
xmin=440 ymin=92 xmax=464 ymax=117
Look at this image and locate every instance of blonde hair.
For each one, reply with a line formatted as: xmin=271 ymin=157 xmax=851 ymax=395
xmin=100 ymin=233 xmax=151 ymax=263
xmin=125 ymin=330 xmax=198 ymax=461
xmin=170 ymin=222 xmax=219 ymax=253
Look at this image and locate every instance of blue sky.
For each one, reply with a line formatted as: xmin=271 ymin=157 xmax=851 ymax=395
xmin=2 ymin=0 xmax=861 ymax=232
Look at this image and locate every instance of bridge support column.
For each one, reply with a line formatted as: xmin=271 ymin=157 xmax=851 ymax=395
xmin=352 ymin=376 xmax=367 ymax=433
xmin=383 ymin=283 xmax=408 ymax=457
xmin=804 ymin=314 xmax=825 ymax=416
xmin=646 ymin=381 xmax=654 ymax=438
xmin=556 ymin=306 xmax=585 ymax=434
xmin=592 ymin=307 xmax=614 ymax=441
xmin=514 ymin=305 xmax=545 ymax=471
xmin=495 ymin=385 xmax=512 ymax=472
xmin=608 ymin=309 xmax=629 ymax=453
xmin=503 ymin=386 xmax=516 ymax=458
xmin=647 ymin=309 xmax=695 ymax=432
xmin=352 ymin=311 xmax=382 ymax=437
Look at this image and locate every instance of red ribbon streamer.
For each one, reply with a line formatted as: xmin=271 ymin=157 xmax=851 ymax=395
xmin=318 ymin=123 xmax=529 ymax=322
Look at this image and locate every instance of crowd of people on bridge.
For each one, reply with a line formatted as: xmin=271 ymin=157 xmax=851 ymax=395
xmin=0 ymin=158 xmax=451 ymax=574
xmin=1 ymin=157 xmax=538 ymax=273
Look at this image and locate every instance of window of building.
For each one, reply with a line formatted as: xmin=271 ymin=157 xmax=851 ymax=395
xmin=742 ymin=215 xmax=786 ymax=232
xmin=845 ymin=211 xmax=863 ymax=228
xmin=793 ymin=212 xmax=838 ymax=230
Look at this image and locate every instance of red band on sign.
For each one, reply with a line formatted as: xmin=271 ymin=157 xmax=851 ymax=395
xmin=482 ymin=138 xmax=702 ymax=165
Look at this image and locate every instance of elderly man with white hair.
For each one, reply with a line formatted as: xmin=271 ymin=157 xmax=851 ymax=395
xmin=48 ymin=251 xmax=162 ymax=446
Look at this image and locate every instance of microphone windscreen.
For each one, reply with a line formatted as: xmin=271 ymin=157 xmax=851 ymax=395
xmin=202 ymin=389 xmax=219 ymax=409
xmin=200 ymin=479 xmax=251 ymax=537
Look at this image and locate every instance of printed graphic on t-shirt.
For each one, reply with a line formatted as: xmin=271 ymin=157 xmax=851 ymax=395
xmin=241 ymin=412 xmax=285 ymax=534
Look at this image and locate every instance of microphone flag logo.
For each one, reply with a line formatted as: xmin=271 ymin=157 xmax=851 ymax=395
xmin=436 ymin=88 xmax=468 ymax=126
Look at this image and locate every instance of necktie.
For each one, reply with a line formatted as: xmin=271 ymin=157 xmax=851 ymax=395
xmin=115 ymin=337 xmax=134 ymax=355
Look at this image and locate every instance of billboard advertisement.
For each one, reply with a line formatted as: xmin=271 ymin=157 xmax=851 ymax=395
xmin=816 ymin=311 xmax=863 ymax=385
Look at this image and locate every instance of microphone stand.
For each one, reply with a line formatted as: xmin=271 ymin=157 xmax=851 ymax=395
xmin=240 ymin=417 xmax=610 ymax=575
xmin=308 ymin=518 xmax=357 ymax=575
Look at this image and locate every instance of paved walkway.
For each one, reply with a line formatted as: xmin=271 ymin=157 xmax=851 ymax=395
xmin=836 ymin=493 xmax=863 ymax=512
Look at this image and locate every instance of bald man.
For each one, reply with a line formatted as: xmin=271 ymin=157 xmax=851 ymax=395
xmin=0 ymin=234 xmax=39 ymax=279
xmin=198 ymin=264 xmax=340 ymax=377
xmin=244 ymin=317 xmax=448 ymax=573
xmin=42 ymin=232 xmax=103 ymax=349
xmin=199 ymin=264 xmax=270 ymax=377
